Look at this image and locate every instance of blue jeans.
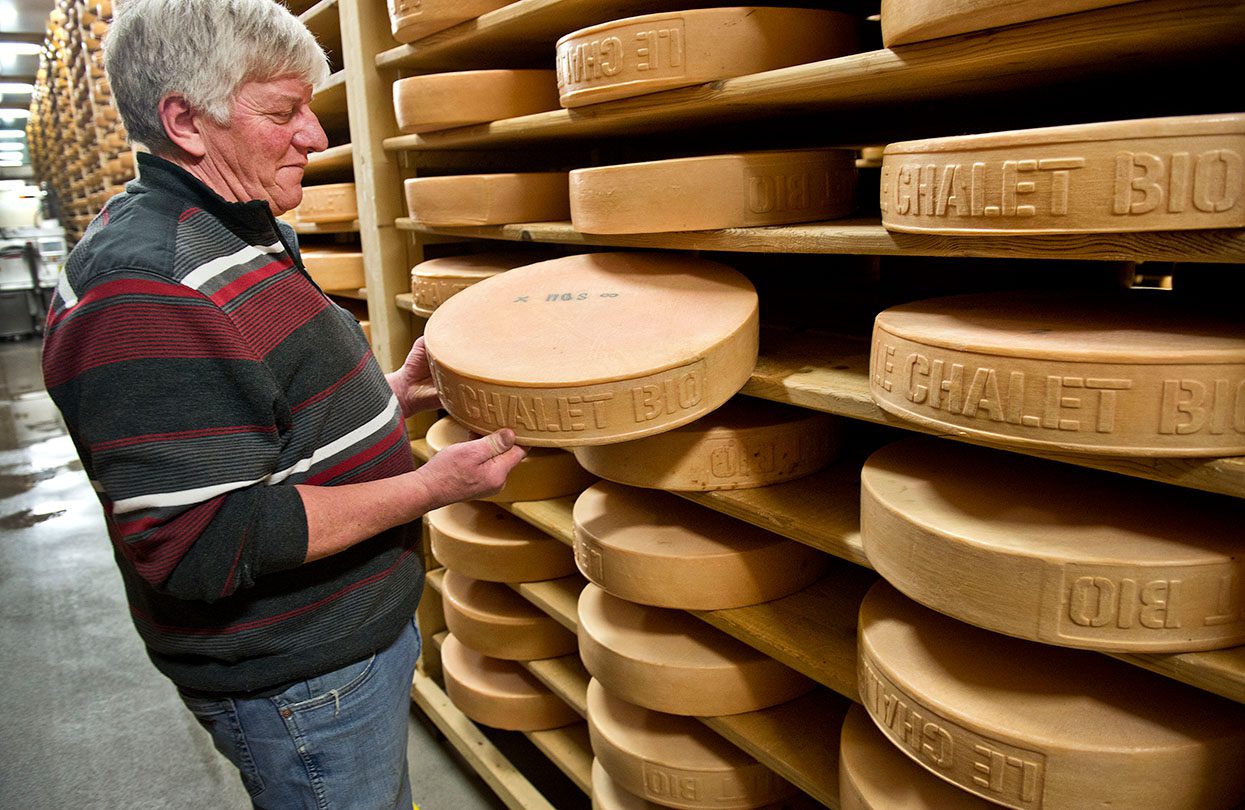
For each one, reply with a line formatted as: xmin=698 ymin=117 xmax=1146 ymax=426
xmin=179 ymin=618 xmax=421 ymax=809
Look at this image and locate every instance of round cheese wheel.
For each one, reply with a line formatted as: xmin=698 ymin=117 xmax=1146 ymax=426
xmin=880 ymin=113 xmax=1245 ymax=234
xmin=392 ymin=70 xmax=560 ymax=135
xmin=301 ymin=250 xmax=365 ymax=291
xmin=569 ymin=150 xmax=857 ymax=233
xmin=441 ymin=569 xmax=578 ymax=660
xmin=572 ymin=481 xmax=827 ymax=610
xmin=861 ymin=437 xmax=1245 ymax=652
xmin=880 ymin=0 xmax=1138 ymax=47
xmin=297 ymin=182 xmax=358 ymax=224
xmin=571 ymin=397 xmax=841 ymax=491
xmin=869 ymin=289 xmax=1245 ymax=456
xmin=587 ymin=679 xmax=797 ymax=809
xmin=387 ymin=0 xmax=513 ymax=44
xmin=411 ymin=253 xmax=538 ymax=318
xmin=428 ymin=501 xmax=577 ymax=582
xmin=403 ymin=173 xmax=570 ymax=227
xmin=858 ymin=581 xmax=1245 ymax=810
xmin=424 ymin=252 xmax=759 ymax=447
xmin=426 ymin=416 xmax=597 ymax=503
xmin=555 ymin=8 xmax=860 ymax=108
xmin=441 ymin=634 xmax=581 ymax=731
xmin=840 ymin=704 xmax=995 ymax=809
xmin=578 ymin=584 xmax=813 ymax=716
xmin=592 ymin=758 xmax=783 ymax=810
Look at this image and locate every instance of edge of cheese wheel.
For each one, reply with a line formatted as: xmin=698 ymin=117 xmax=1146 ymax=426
xmin=441 ymin=569 xmax=579 ymax=660
xmin=857 ymin=581 xmax=1245 ymax=810
xmin=879 ymin=0 xmax=1135 ymax=47
xmin=591 ymin=759 xmax=784 ymax=810
xmin=428 ymin=501 xmax=577 ymax=582
xmin=301 ymin=250 xmax=365 ymax=292
xmin=442 ymin=634 xmax=581 ymax=731
xmin=404 ymin=173 xmax=570 ymax=227
xmin=577 ymin=584 xmax=814 ymax=716
xmin=861 ymin=437 xmax=1245 ymax=652
xmin=388 ymin=0 xmax=512 ymax=44
xmin=572 ymin=481 xmax=828 ymax=609
xmin=392 ymin=70 xmax=559 ymax=134
xmin=555 ymin=8 xmax=859 ymax=108
xmin=410 ymin=252 xmax=541 ymax=317
xmin=297 ymin=182 xmax=358 ymax=224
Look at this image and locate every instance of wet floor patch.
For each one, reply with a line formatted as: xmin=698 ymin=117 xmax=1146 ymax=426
xmin=0 ymin=507 xmax=67 ymax=530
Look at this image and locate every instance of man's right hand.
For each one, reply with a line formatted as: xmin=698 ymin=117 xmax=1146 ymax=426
xmin=414 ymin=428 xmax=527 ymax=510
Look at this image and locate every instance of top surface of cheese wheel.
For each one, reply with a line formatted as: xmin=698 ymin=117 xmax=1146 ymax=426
xmin=441 ymin=568 xmax=578 ymax=660
xmin=858 ymin=581 xmax=1245 ymax=810
xmin=411 ymin=253 xmax=528 ymax=316
xmin=879 ymin=0 xmax=1135 ymax=47
xmin=387 ymin=0 xmax=512 ymax=44
xmin=861 ymin=437 xmax=1245 ymax=652
xmin=441 ymin=634 xmax=581 ymax=731
xmin=428 ymin=501 xmax=577 ymax=582
xmin=424 ymin=252 xmax=759 ymax=447
xmin=393 ymin=70 xmax=560 ymax=134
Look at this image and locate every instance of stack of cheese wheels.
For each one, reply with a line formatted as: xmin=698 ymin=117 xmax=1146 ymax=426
xmin=569 ymin=149 xmax=857 ymax=233
xmin=441 ymin=634 xmax=580 ymax=731
xmin=861 ymin=437 xmax=1245 ymax=652
xmin=301 ymin=249 xmax=365 ymax=292
xmin=578 ymin=584 xmax=813 ymax=716
xmin=428 ymin=501 xmax=577 ymax=582
xmin=555 ymin=8 xmax=859 ymax=107
xmin=868 ymin=289 xmax=1245 ymax=455
xmin=393 ymin=70 xmax=560 ymax=134
xmin=297 ymin=182 xmax=358 ymax=224
xmin=858 ymin=581 xmax=1245 ymax=809
xmin=880 ymin=113 xmax=1245 ymax=234
xmin=573 ymin=482 xmax=826 ymax=610
xmin=426 ymin=416 xmax=597 ymax=502
xmin=410 ymin=252 xmax=540 ymax=318
xmin=587 ymin=679 xmax=797 ymax=809
xmin=572 ymin=397 xmax=841 ymax=491
xmin=424 ymin=252 xmax=759 ymax=447
xmin=879 ymin=0 xmax=1136 ymax=46
xmin=403 ymin=173 xmax=570 ymax=226
xmin=441 ymin=569 xmax=578 ymax=661
xmin=387 ymin=0 xmax=512 ymax=44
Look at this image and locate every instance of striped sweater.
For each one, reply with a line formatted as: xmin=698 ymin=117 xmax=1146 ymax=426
xmin=43 ymin=153 xmax=421 ymax=693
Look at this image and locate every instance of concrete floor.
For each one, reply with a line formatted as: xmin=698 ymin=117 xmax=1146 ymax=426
xmin=0 ymin=338 xmax=506 ymax=810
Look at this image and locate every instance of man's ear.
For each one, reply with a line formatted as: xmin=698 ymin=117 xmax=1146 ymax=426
xmin=158 ymin=94 xmax=207 ymax=158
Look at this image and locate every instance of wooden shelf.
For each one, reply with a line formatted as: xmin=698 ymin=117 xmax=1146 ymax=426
xmin=293 ymin=219 xmax=359 ymax=234
xmin=526 ymin=723 xmax=592 ymax=795
xmin=311 ymin=70 xmax=349 ymax=134
xmin=304 ymin=142 xmax=353 ymax=181
xmin=522 ymin=654 xmax=590 ymax=718
xmin=511 ymin=575 xmax=584 ymax=634
xmin=301 ymin=0 xmax=341 ymax=56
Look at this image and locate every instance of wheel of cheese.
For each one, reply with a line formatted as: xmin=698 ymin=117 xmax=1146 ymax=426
xmin=428 ymin=501 xmax=577 ymax=583
xmin=424 ymin=252 xmax=759 ymax=447
xmin=571 ymin=397 xmax=841 ymax=491
xmin=301 ymin=250 xmax=365 ymax=291
xmin=569 ymin=150 xmax=857 ymax=233
xmin=441 ymin=569 xmax=578 ymax=660
xmin=578 ymin=584 xmax=813 ymax=716
xmin=387 ymin=0 xmax=513 ymax=44
xmin=403 ymin=173 xmax=570 ymax=227
xmin=410 ymin=252 xmax=538 ymax=318
xmin=393 ymin=71 xmax=560 ymax=135
xmin=297 ymin=182 xmax=358 ymax=224
xmin=359 ymin=320 xmax=371 ymax=344
xmin=880 ymin=113 xmax=1245 ymax=234
xmin=861 ymin=437 xmax=1245 ymax=652
xmin=427 ymin=416 xmax=597 ymax=503
xmin=591 ymin=758 xmax=783 ymax=810
xmin=555 ymin=8 xmax=860 ymax=108
xmin=839 ymin=704 xmax=995 ymax=809
xmin=587 ymin=679 xmax=797 ymax=809
xmin=572 ymin=482 xmax=827 ymax=610
xmin=869 ymin=289 xmax=1245 ymax=456
xmin=858 ymin=581 xmax=1245 ymax=810
xmin=441 ymin=634 xmax=581 ymax=731
xmin=880 ymin=0 xmax=1137 ymax=47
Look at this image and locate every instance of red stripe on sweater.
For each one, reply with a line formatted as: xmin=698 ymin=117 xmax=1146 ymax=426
xmin=292 ymin=353 xmax=371 ymax=414
xmin=207 ymin=258 xmax=294 ymax=308
xmin=113 ymin=497 xmax=225 ymax=586
xmin=90 ymin=423 xmax=277 ymax=452
xmin=227 ymin=274 xmax=330 ymax=356
xmin=305 ymin=423 xmax=405 ymax=486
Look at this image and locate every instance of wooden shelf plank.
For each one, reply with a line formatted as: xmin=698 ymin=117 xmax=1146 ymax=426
xmin=293 ymin=218 xmax=359 ymax=234
xmin=510 ymin=575 xmax=585 ymax=633
xmin=301 ymin=0 xmax=341 ymax=55
xmin=522 ymin=655 xmax=590 ymax=718
xmin=525 ymin=723 xmax=593 ymax=795
xmin=311 ymin=70 xmax=349 ymax=133
xmin=304 ymin=142 xmax=353 ymax=180
xmin=1110 ymin=647 xmax=1245 ymax=706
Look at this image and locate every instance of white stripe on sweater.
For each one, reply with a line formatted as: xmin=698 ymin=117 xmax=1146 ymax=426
xmin=181 ymin=242 xmax=284 ymax=290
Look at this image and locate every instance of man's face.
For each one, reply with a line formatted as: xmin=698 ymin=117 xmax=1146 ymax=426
xmin=196 ymin=76 xmax=328 ymax=215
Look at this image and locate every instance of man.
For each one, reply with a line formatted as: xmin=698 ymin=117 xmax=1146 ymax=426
xmin=41 ymin=1 xmax=525 ymax=806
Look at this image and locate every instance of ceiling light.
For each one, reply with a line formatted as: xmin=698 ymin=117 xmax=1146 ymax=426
xmin=0 ymin=108 xmax=31 ymax=119
xmin=0 ymin=129 xmax=24 ymax=139
xmin=0 ymin=42 xmax=41 ymax=57
xmin=0 ymin=142 xmax=24 ymax=151
xmin=0 ymin=82 xmax=34 ymax=94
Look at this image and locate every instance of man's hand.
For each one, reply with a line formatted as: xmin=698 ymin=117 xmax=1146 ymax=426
xmin=387 ymin=336 xmax=442 ymax=419
xmin=413 ymin=428 xmax=527 ymax=509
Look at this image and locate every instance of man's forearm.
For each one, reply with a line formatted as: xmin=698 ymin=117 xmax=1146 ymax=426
xmin=296 ymin=472 xmax=435 ymax=563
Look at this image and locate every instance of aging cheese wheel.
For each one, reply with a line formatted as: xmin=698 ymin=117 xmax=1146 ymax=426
xmin=840 ymin=704 xmax=995 ymax=809
xmin=393 ymin=71 xmax=560 ymax=134
xmin=428 ymin=501 xmax=577 ymax=583
xmin=869 ymin=289 xmax=1245 ymax=456
xmin=573 ymin=482 xmax=827 ymax=609
xmin=427 ymin=416 xmax=597 ymax=503
xmin=297 ymin=182 xmax=358 ymax=224
xmin=403 ymin=173 xmax=570 ymax=227
xmin=569 ymin=150 xmax=857 ymax=233
xmin=410 ymin=252 xmax=537 ymax=318
xmin=880 ymin=113 xmax=1245 ymax=234
xmin=880 ymin=0 xmax=1135 ymax=47
xmin=301 ymin=250 xmax=365 ymax=292
xmin=861 ymin=438 xmax=1245 ymax=652
xmin=555 ymin=8 xmax=859 ymax=108
xmin=441 ymin=634 xmax=581 ymax=731
xmin=387 ymin=0 xmax=513 ymax=44
xmin=592 ymin=759 xmax=782 ymax=810
xmin=858 ymin=581 xmax=1245 ymax=810
xmin=571 ymin=398 xmax=841 ymax=491
xmin=424 ymin=252 xmax=759 ymax=447
xmin=441 ymin=569 xmax=578 ymax=660
xmin=578 ymin=584 xmax=813 ymax=716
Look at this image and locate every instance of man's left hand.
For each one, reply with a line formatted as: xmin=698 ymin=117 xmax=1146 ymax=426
xmin=388 ymin=336 xmax=442 ymax=418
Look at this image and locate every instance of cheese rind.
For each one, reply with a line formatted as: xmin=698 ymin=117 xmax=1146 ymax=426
xmin=555 ymin=8 xmax=859 ymax=107
xmin=858 ymin=581 xmax=1245 ymax=810
xmin=573 ymin=481 xmax=827 ymax=609
xmin=393 ymin=71 xmax=560 ymax=134
xmin=591 ymin=758 xmax=782 ymax=810
xmin=880 ymin=0 xmax=1136 ymax=47
xmin=428 ymin=501 xmax=577 ymax=583
xmin=387 ymin=0 xmax=513 ymax=44
xmin=404 ymin=173 xmax=570 ymax=227
xmin=570 ymin=150 xmax=857 ymax=233
xmin=297 ymin=182 xmax=358 ymax=224
xmin=411 ymin=253 xmax=539 ymax=318
xmin=301 ymin=250 xmax=365 ymax=292
xmin=880 ymin=113 xmax=1245 ymax=234
xmin=577 ymin=584 xmax=813 ymax=716
xmin=441 ymin=569 xmax=579 ymax=660
xmin=441 ymin=634 xmax=581 ymax=731
xmin=869 ymin=289 xmax=1245 ymax=455
xmin=424 ymin=252 xmax=759 ymax=447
